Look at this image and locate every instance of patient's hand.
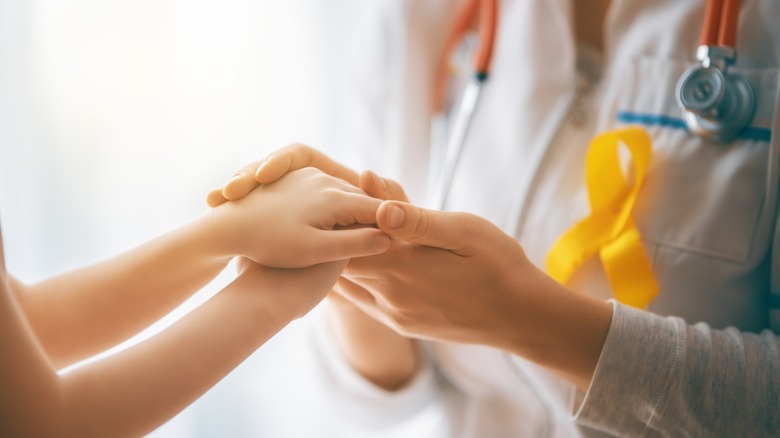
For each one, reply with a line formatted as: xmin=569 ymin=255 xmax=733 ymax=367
xmin=209 ymin=167 xmax=390 ymax=268
xmin=208 ymin=147 xmax=420 ymax=390
xmin=206 ymin=143 xmax=407 ymax=207
xmin=235 ymin=256 xmax=347 ymax=320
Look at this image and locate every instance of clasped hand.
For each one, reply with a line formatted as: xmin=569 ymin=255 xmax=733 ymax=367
xmin=208 ymin=144 xmax=545 ymax=349
xmin=210 ymin=166 xmax=389 ymax=268
xmin=207 ymin=165 xmax=396 ymax=321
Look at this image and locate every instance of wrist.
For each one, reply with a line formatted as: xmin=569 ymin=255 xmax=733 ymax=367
xmin=231 ymin=267 xmax=299 ymax=329
xmin=186 ymin=210 xmax=236 ymax=265
xmin=495 ymin=268 xmax=613 ymax=389
xmin=326 ymin=296 xmax=420 ymax=390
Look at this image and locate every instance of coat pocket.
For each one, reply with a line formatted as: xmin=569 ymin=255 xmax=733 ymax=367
xmin=617 ymin=56 xmax=778 ymax=264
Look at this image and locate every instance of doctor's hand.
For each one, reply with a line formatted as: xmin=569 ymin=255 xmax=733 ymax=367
xmin=208 ymin=167 xmax=390 ymax=268
xmin=206 ymin=144 xmax=407 ymax=207
xmin=340 ymin=201 xmax=534 ymax=346
xmin=341 ymin=200 xmax=614 ymax=389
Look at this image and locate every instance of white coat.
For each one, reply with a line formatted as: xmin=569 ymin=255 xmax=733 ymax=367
xmin=310 ymin=0 xmax=780 ymax=436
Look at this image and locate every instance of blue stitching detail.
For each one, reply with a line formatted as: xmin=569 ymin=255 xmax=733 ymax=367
xmin=616 ymin=111 xmax=773 ymax=143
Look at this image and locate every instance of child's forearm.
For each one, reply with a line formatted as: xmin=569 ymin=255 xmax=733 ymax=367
xmin=14 ymin=211 xmax=231 ymax=369
xmin=52 ymin=267 xmax=294 ymax=437
xmin=4 ymin=265 xmax=306 ymax=437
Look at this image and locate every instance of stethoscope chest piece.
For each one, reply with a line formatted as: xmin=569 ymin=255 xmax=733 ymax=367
xmin=676 ymin=0 xmax=756 ymax=144
xmin=677 ymin=59 xmax=755 ymax=142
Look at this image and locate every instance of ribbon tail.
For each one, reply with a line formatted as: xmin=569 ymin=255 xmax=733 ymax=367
xmin=600 ymin=226 xmax=659 ymax=308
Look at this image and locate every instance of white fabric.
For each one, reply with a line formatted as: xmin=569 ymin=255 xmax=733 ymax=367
xmin=310 ymin=307 xmax=440 ymax=430
xmin=310 ymin=0 xmax=780 ymax=436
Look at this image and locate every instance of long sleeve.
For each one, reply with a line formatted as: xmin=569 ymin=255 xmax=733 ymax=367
xmin=576 ymin=302 xmax=780 ymax=437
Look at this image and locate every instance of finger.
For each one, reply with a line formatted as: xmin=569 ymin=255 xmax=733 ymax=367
xmin=331 ymin=193 xmax=383 ymax=226
xmin=308 ymin=168 xmax=367 ymax=196
xmin=376 ymin=200 xmax=469 ymax=251
xmin=359 ymin=171 xmax=409 ymax=202
xmin=333 ymin=277 xmax=392 ymax=325
xmin=333 ymin=276 xmax=377 ymax=308
xmin=326 ymin=288 xmax=348 ymax=304
xmin=341 ymin=239 xmax=409 ymax=279
xmin=307 ymin=228 xmax=391 ymax=264
xmin=206 ymin=187 xmax=228 ymax=207
xmin=223 ymin=162 xmax=263 ymax=201
xmin=253 ymin=151 xmax=292 ymax=185
xmin=256 ymin=144 xmax=360 ymax=186
xmin=339 ymin=276 xmax=411 ymax=332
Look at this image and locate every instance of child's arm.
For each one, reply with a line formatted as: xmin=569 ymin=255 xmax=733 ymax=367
xmin=9 ymin=215 xmax=230 ymax=370
xmin=1 ymin=256 xmax=345 ymax=437
xmin=206 ymin=149 xmax=422 ymax=391
xmin=11 ymin=167 xmax=390 ymax=369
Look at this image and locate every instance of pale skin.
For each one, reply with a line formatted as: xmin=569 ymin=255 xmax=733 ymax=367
xmin=1 ymin=167 xmax=390 ymax=437
xmin=208 ymin=148 xmax=421 ymax=389
xmin=208 ymin=146 xmax=612 ymax=390
xmin=205 ymin=0 xmax=614 ymax=392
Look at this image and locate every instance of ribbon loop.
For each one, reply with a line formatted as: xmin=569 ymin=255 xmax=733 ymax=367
xmin=546 ymin=127 xmax=659 ymax=308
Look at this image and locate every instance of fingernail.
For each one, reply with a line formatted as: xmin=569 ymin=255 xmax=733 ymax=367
xmin=255 ymin=160 xmax=268 ymax=175
xmin=371 ymin=171 xmax=389 ymax=191
xmin=373 ymin=234 xmax=391 ymax=251
xmin=384 ymin=204 xmax=405 ymax=229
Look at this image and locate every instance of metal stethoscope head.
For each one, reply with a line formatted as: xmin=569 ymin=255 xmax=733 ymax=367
xmin=676 ymin=0 xmax=755 ymax=143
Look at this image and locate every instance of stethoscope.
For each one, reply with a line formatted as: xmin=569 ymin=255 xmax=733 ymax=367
xmin=676 ymin=0 xmax=755 ymax=143
xmin=429 ymin=0 xmax=497 ymax=210
xmin=429 ymin=0 xmax=756 ymax=210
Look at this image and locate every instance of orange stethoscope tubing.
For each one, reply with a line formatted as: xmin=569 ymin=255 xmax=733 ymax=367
xmin=432 ymin=0 xmax=498 ymax=114
xmin=433 ymin=0 xmax=741 ymax=113
xmin=429 ymin=0 xmax=498 ymax=210
xmin=429 ymin=0 xmax=751 ymax=211
xmin=430 ymin=0 xmax=751 ymax=308
xmin=700 ymin=0 xmax=740 ymax=48
xmin=678 ymin=0 xmax=754 ymax=142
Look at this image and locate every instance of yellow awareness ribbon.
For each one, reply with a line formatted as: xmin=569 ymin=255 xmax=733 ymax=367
xmin=545 ymin=127 xmax=659 ymax=308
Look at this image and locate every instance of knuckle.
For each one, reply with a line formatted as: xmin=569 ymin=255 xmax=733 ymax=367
xmin=321 ymin=187 xmax=344 ymax=204
xmin=388 ymin=181 xmax=409 ymax=202
xmin=297 ymin=166 xmax=319 ymax=177
xmin=287 ymin=143 xmax=314 ymax=163
xmin=458 ymin=212 xmax=484 ymax=237
xmin=411 ymin=210 xmax=430 ymax=240
xmin=287 ymin=142 xmax=311 ymax=152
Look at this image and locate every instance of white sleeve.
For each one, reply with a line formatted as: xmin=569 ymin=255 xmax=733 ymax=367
xmin=575 ymin=301 xmax=780 ymax=437
xmin=308 ymin=308 xmax=440 ymax=430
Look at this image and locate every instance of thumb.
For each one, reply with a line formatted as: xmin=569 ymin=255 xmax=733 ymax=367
xmin=308 ymin=228 xmax=391 ymax=265
xmin=376 ymin=201 xmax=464 ymax=251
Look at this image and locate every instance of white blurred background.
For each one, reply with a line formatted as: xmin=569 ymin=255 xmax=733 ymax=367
xmin=0 ymin=0 xmax=388 ymax=436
